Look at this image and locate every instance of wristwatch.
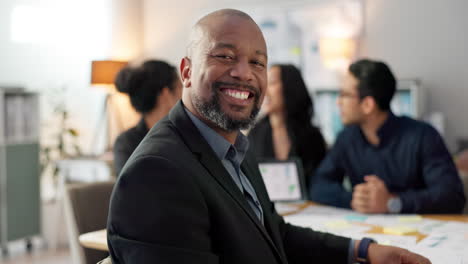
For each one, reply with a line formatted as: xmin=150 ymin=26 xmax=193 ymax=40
xmin=357 ymin=237 xmax=376 ymax=263
xmin=387 ymin=196 xmax=402 ymax=213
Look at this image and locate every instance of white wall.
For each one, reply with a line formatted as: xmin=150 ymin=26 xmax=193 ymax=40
xmin=143 ymin=0 xmax=468 ymax=151
xmin=0 ymin=0 xmax=143 ymax=155
xmin=142 ymin=0 xmax=319 ymax=66
xmin=359 ymin=0 xmax=468 ymax=151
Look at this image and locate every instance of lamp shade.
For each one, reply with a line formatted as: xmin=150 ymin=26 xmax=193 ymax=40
xmin=91 ymin=60 xmax=128 ymax=85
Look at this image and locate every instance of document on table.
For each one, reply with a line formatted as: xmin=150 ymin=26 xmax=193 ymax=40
xmin=283 ymin=205 xmax=468 ymax=264
xmin=285 ymin=214 xmax=418 ymax=246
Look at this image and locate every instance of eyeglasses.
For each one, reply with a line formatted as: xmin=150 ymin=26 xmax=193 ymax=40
xmin=338 ymin=90 xmax=359 ymax=99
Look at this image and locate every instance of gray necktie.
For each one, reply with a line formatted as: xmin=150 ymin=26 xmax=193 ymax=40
xmin=227 ymin=148 xmax=263 ymax=224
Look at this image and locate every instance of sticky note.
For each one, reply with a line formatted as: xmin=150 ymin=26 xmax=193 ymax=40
xmin=398 ymin=216 xmax=423 ymax=223
xmin=345 ymin=215 xmax=368 ymax=222
xmin=325 ymin=220 xmax=351 ymax=229
xmin=383 ymin=226 xmax=418 ymax=236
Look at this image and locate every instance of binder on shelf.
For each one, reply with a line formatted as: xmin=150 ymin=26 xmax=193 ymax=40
xmin=2 ymin=89 xmax=39 ymax=144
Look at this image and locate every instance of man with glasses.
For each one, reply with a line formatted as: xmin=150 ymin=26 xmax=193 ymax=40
xmin=310 ymin=59 xmax=465 ymax=214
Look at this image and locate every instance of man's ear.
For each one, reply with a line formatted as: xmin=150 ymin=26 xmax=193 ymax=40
xmin=360 ymin=96 xmax=377 ymax=115
xmin=180 ymin=57 xmax=192 ymax=88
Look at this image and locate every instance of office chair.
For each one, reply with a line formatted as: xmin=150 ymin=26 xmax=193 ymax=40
xmin=64 ymin=181 xmax=115 ymax=264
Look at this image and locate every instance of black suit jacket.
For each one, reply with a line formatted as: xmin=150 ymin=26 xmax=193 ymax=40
xmin=107 ymin=101 xmax=350 ymax=264
xmin=113 ymin=118 xmax=149 ymax=176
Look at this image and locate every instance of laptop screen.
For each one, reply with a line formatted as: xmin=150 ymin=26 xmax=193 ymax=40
xmin=258 ymin=159 xmax=306 ymax=202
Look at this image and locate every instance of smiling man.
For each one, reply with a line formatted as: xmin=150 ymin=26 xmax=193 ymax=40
xmin=107 ymin=10 xmax=431 ymax=264
xmin=181 ymin=11 xmax=265 ymax=141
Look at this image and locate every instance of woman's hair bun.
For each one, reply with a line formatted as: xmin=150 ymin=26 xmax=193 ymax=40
xmin=114 ymin=66 xmax=133 ymax=94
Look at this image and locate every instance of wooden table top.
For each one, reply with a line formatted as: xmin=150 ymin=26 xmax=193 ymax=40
xmin=79 ymin=229 xmax=108 ymax=251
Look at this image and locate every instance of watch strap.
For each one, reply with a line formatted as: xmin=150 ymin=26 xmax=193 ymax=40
xmin=357 ymin=237 xmax=376 ymax=263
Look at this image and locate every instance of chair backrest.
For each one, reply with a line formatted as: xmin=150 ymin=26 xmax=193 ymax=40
xmin=460 ymin=172 xmax=468 ymax=214
xmin=64 ymin=181 xmax=115 ymax=264
xmin=455 ymin=150 xmax=468 ymax=214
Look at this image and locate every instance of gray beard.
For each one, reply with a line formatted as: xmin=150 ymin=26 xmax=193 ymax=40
xmin=192 ymin=88 xmax=260 ymax=132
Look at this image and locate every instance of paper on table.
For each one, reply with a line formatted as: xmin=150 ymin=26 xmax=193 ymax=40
xmin=398 ymin=215 xmax=423 ymax=223
xmin=284 ymin=205 xmax=468 ymax=264
xmin=408 ymin=245 xmax=468 ymax=264
xmin=275 ymin=203 xmax=303 ymax=215
xmin=365 ymin=215 xmax=450 ymax=234
xmin=426 ymin=221 xmax=468 ymax=234
xmin=418 ymin=231 xmax=468 ymax=252
xmin=284 ymin=214 xmax=421 ymax=247
xmin=298 ymin=204 xmax=355 ymax=215
xmin=284 ymin=214 xmax=371 ymax=237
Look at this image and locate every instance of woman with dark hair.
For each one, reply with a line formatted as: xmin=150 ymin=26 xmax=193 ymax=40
xmin=113 ymin=60 xmax=182 ymax=176
xmin=248 ymin=64 xmax=326 ymax=192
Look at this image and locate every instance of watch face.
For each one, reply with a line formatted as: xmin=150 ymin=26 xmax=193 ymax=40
xmin=387 ymin=197 xmax=402 ymax=213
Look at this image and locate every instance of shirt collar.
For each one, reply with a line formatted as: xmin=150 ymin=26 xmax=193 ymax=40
xmin=184 ymin=107 xmax=249 ymax=165
xmin=376 ymin=111 xmax=399 ymax=140
xmin=357 ymin=111 xmax=399 ymax=147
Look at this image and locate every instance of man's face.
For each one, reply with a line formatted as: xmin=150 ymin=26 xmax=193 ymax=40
xmin=184 ymin=16 xmax=267 ymax=131
xmin=337 ymin=72 xmax=364 ymax=125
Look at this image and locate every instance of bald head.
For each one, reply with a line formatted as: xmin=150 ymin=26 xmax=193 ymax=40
xmin=179 ymin=8 xmax=267 ymax=137
xmin=186 ymin=9 xmax=260 ymax=58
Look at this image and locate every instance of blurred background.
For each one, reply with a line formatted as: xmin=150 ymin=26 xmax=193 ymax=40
xmin=1 ymin=0 xmax=468 ymax=263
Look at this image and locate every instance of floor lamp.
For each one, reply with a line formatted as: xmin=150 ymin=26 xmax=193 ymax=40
xmin=90 ymin=60 xmax=128 ymax=154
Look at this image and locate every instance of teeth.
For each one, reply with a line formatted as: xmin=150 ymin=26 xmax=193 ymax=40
xmin=225 ymin=90 xmax=249 ymax=100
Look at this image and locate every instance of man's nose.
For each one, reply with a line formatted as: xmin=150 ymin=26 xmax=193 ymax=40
xmin=230 ymin=59 xmax=253 ymax=82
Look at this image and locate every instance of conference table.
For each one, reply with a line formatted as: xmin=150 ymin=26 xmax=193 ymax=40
xmin=79 ymin=229 xmax=108 ymax=251
xmin=78 ymin=202 xmax=468 ymax=252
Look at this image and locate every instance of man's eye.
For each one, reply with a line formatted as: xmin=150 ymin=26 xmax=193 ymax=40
xmin=215 ymin=55 xmax=234 ymax=60
xmin=251 ymin=60 xmax=265 ymax=68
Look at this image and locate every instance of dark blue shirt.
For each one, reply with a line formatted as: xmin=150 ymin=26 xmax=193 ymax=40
xmin=310 ymin=112 xmax=466 ymax=213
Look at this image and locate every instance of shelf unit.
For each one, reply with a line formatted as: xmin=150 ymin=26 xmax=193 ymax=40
xmin=0 ymin=87 xmax=40 ymax=254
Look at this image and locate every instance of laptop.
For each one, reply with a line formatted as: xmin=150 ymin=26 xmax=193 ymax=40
xmin=257 ymin=158 xmax=307 ymax=203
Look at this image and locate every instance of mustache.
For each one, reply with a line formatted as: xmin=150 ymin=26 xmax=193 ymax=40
xmin=213 ymin=81 xmax=259 ymax=96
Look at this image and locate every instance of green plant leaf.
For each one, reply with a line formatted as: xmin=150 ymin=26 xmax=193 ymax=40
xmin=67 ymin=128 xmax=79 ymax=137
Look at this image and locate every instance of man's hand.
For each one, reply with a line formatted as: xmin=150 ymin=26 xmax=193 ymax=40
xmin=351 ymin=175 xmax=392 ymax=213
xmin=367 ymin=243 xmax=431 ymax=264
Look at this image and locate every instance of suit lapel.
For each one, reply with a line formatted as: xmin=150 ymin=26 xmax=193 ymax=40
xmin=241 ymin=156 xmax=287 ymax=262
xmin=168 ymin=102 xmax=284 ymax=262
